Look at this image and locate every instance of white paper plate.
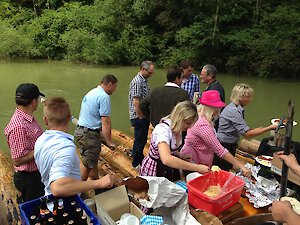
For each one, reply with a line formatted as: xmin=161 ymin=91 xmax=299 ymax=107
xmin=255 ymin=155 xmax=273 ymax=168
xmin=271 ymin=118 xmax=297 ymax=126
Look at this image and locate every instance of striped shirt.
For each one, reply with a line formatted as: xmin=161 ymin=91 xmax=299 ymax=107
xmin=128 ymin=73 xmax=150 ymax=119
xmin=4 ymin=108 xmax=43 ymax=172
xmin=181 ymin=73 xmax=200 ymax=101
xmin=181 ymin=116 xmax=228 ymax=167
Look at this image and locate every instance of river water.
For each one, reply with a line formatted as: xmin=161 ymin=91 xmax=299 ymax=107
xmin=0 ymin=60 xmax=299 ymax=154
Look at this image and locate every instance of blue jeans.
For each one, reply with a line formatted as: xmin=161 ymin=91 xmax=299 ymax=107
xmin=130 ymin=118 xmax=150 ymax=167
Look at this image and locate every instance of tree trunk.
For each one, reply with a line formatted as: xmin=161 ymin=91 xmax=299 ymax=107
xmin=212 ymin=0 xmax=220 ymax=47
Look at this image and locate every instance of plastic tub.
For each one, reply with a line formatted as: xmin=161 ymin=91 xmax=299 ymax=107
xmin=187 ymin=170 xmax=245 ymax=215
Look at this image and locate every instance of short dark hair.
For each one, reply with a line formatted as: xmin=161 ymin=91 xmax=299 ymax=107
xmin=101 ymin=74 xmax=118 ymax=85
xmin=166 ymin=66 xmax=182 ymax=82
xmin=203 ymin=64 xmax=217 ymax=79
xmin=180 ymin=60 xmax=194 ymax=69
xmin=15 ymin=98 xmax=34 ymax=106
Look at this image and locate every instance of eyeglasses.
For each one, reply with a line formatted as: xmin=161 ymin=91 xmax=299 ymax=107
xmin=147 ymin=70 xmax=154 ymax=75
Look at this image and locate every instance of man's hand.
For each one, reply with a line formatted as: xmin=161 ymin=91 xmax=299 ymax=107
xmin=276 ymin=152 xmax=300 ymax=176
xmin=97 ymin=174 xmax=114 ymax=189
xmin=270 ymin=200 xmax=291 ymax=223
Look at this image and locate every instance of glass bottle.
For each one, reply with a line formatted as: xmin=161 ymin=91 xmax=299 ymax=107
xmin=45 ymin=217 xmax=55 ymax=225
xmin=67 ymin=220 xmax=75 ymax=225
xmin=29 ymin=215 xmax=37 ymax=225
xmin=62 ymin=212 xmax=69 ymax=224
xmin=79 ymin=215 xmax=88 ymax=225
xmin=75 ymin=207 xmax=83 ymax=220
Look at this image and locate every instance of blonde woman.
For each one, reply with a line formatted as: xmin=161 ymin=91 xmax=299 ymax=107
xmin=215 ymin=83 xmax=277 ymax=171
xmin=139 ymin=101 xmax=210 ymax=181
xmin=181 ymin=90 xmax=251 ymax=177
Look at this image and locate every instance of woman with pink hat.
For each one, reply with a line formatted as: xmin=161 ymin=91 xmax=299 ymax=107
xmin=181 ymin=90 xmax=251 ymax=177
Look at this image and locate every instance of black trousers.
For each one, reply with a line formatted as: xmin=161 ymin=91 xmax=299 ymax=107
xmin=14 ymin=170 xmax=45 ymax=203
xmin=213 ymin=142 xmax=238 ymax=171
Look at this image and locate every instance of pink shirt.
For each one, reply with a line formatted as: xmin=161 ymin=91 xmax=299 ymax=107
xmin=181 ymin=116 xmax=228 ymax=167
xmin=4 ymin=108 xmax=43 ymax=172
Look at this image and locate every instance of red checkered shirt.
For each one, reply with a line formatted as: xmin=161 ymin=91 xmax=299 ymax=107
xmin=4 ymin=108 xmax=43 ymax=172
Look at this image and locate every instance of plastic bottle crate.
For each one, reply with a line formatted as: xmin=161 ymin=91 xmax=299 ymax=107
xmin=19 ymin=194 xmax=100 ymax=225
xmin=187 ymin=170 xmax=245 ymax=215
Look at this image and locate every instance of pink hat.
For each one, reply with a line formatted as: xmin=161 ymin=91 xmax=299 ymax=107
xmin=199 ymin=90 xmax=226 ymax=108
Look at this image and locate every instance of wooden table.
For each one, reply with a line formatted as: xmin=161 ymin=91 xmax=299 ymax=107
xmin=218 ymin=196 xmax=270 ymax=225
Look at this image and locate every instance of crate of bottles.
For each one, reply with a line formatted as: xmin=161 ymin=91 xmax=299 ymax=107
xmin=19 ymin=194 xmax=100 ymax=225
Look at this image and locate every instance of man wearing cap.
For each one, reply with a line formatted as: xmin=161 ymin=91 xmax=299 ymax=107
xmin=4 ymin=83 xmax=45 ymax=202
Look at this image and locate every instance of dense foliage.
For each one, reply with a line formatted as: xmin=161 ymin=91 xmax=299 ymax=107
xmin=0 ymin=0 xmax=299 ymax=78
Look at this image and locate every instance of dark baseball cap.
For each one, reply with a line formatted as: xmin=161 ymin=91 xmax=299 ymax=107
xmin=15 ymin=83 xmax=45 ymax=100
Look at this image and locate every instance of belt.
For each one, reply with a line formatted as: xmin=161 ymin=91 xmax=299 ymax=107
xmin=78 ymin=125 xmax=100 ymax=133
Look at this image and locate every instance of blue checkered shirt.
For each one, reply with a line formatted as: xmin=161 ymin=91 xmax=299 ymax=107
xmin=129 ymin=73 xmax=150 ymax=119
xmin=180 ymin=73 xmax=200 ymax=100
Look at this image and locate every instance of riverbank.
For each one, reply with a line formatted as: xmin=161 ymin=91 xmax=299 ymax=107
xmin=1 ymin=61 xmax=300 ymax=155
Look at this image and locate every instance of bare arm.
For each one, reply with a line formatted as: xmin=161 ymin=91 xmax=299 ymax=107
xmin=50 ymin=174 xmax=114 ymax=197
xmin=101 ymin=116 xmax=115 ymax=148
xmin=243 ymin=124 xmax=277 ymax=138
xmin=133 ymin=97 xmax=143 ymax=119
xmin=223 ymin=152 xmax=251 ymax=177
xmin=158 ymin=142 xmax=210 ymax=174
xmin=13 ymin=150 xmax=34 ymax=167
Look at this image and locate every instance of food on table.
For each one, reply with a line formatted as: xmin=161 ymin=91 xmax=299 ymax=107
xmin=257 ymin=155 xmax=273 ymax=161
xmin=203 ymin=185 xmax=221 ymax=198
xmin=211 ymin=165 xmax=221 ymax=172
xmin=255 ymin=155 xmax=273 ymax=167
xmin=280 ymin=197 xmax=300 ymax=215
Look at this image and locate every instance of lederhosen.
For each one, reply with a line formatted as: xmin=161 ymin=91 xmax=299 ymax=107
xmin=149 ymin=121 xmax=181 ymax=182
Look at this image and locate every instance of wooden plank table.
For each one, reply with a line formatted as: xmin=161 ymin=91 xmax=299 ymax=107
xmin=218 ymin=196 xmax=270 ymax=225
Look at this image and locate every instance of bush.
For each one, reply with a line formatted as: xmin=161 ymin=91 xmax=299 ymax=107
xmin=0 ymin=21 xmax=39 ymax=58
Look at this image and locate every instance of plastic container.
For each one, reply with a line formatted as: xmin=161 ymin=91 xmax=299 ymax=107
xmin=19 ymin=194 xmax=100 ymax=225
xmin=187 ymin=170 xmax=245 ymax=215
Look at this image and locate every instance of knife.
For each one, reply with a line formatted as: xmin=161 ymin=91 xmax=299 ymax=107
xmin=275 ymin=115 xmax=285 ymax=133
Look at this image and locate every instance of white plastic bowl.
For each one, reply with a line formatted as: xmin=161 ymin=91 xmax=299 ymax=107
xmin=186 ymin=172 xmax=202 ymax=182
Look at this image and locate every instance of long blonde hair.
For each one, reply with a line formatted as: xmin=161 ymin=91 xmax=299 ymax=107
xmin=197 ymin=104 xmax=220 ymax=126
xmin=230 ymin=83 xmax=254 ymax=104
xmin=165 ymin=101 xmax=198 ymax=133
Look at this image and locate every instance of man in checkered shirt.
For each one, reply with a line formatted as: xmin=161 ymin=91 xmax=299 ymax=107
xmin=4 ymin=83 xmax=45 ymax=202
xmin=128 ymin=61 xmax=155 ymax=168
xmin=180 ymin=59 xmax=201 ymax=102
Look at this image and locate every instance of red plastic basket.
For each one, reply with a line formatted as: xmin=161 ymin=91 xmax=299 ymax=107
xmin=187 ymin=170 xmax=245 ymax=215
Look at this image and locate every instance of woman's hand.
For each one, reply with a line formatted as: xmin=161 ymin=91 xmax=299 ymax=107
xmin=241 ymin=166 xmax=251 ymax=178
xmin=197 ymin=165 xmax=210 ymax=174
